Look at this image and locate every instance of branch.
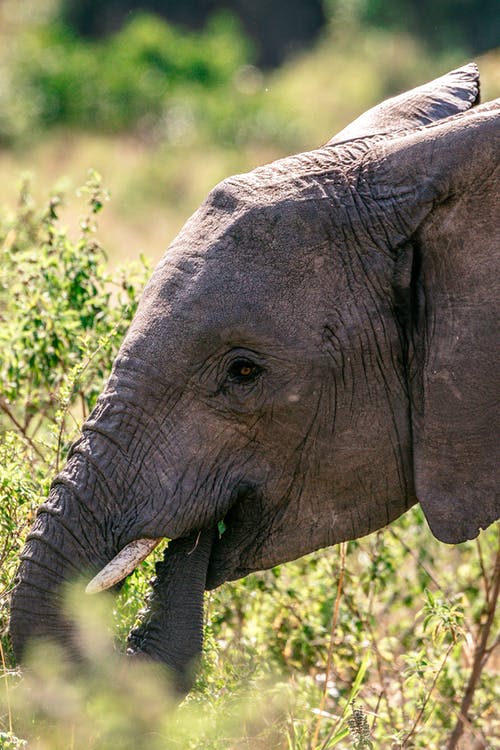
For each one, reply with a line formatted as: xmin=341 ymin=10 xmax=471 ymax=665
xmin=447 ymin=526 xmax=500 ymax=750
xmin=401 ymin=641 xmax=455 ymax=747
xmin=0 ymin=395 xmax=46 ymax=460
xmin=311 ymin=542 xmax=347 ymax=750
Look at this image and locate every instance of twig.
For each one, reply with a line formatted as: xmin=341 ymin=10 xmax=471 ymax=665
xmin=447 ymin=526 xmax=500 ymax=750
xmin=388 ymin=527 xmax=442 ymax=591
xmin=401 ymin=640 xmax=455 ymax=747
xmin=80 ymin=390 xmax=88 ymax=420
xmin=311 ymin=541 xmax=347 ymax=749
xmin=187 ymin=530 xmax=202 ymax=555
xmin=364 ymin=614 xmax=396 ymax=730
xmin=338 ymin=587 xmax=397 ymax=732
xmin=0 ymin=640 xmax=13 ymax=734
xmin=483 ymin=633 xmax=500 ymax=658
xmin=476 ymin=537 xmax=490 ymax=606
xmin=0 ymin=395 xmax=45 ymax=460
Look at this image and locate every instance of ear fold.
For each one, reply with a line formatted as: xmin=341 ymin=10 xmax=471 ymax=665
xmin=372 ymin=101 xmax=499 ymax=542
xmin=328 ymin=63 xmax=480 ymax=144
xmin=410 ymin=159 xmax=499 ymax=541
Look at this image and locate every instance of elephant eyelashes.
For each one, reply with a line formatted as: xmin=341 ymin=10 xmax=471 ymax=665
xmin=227 ymin=359 xmax=263 ymax=384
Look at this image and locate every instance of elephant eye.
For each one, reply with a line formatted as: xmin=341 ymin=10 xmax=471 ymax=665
xmin=227 ymin=358 xmax=263 ymax=384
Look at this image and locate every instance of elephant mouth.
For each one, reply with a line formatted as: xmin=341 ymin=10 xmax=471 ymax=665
xmin=85 ymin=484 xmax=262 ymax=596
xmin=79 ymin=487 xmax=263 ymax=690
xmin=206 ymin=487 xmax=267 ymax=588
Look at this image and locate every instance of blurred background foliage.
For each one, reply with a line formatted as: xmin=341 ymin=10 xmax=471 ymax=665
xmin=0 ymin=0 xmax=498 ymax=266
xmin=0 ymin=1 xmax=499 ymax=748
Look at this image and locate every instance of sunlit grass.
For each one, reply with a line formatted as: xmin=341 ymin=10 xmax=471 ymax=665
xmin=2 ymin=517 xmax=499 ymax=749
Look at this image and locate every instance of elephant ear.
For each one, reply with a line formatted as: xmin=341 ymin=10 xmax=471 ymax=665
xmin=328 ymin=63 xmax=480 ymax=144
xmin=360 ymin=100 xmax=499 ymax=542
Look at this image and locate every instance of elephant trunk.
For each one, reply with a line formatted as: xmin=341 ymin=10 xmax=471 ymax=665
xmin=10 ymin=459 xmax=216 ymax=694
xmin=127 ymin=526 xmax=215 ymax=694
xmin=9 ymin=479 xmax=109 ymax=663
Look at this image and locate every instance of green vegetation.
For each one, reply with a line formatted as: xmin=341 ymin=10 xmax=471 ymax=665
xmin=0 ymin=180 xmax=498 ymax=748
xmin=0 ymin=175 xmax=149 ymax=620
xmin=0 ymin=11 xmax=288 ymax=148
xmin=0 ymin=3 xmax=499 ymax=747
xmin=355 ymin=0 xmax=500 ymax=55
xmin=0 ymin=3 xmax=498 ymax=267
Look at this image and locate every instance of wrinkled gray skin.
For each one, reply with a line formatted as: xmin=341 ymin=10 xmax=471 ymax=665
xmin=10 ymin=64 xmax=499 ymax=693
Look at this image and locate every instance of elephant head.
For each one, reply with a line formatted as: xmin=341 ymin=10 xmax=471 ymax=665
xmin=10 ymin=64 xmax=499 ymax=692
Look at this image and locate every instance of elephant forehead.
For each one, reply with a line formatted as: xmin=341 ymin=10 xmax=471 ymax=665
xmin=158 ymin=161 xmax=357 ymax=271
xmin=132 ymin=204 xmax=337 ymax=333
xmin=120 ymin=160 xmax=376 ymax=367
xmin=174 ymin=196 xmax=336 ymax=268
xmin=128 ymin=246 xmax=326 ymax=360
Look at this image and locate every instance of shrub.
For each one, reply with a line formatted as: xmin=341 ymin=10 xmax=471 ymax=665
xmin=0 ymin=12 xmax=289 ymax=147
xmin=0 ymin=173 xmax=149 ymax=650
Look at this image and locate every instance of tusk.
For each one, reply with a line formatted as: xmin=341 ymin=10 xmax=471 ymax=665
xmin=85 ymin=538 xmax=162 ymax=594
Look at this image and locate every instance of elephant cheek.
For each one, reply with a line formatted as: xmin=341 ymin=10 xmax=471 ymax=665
xmin=127 ymin=526 xmax=215 ymax=695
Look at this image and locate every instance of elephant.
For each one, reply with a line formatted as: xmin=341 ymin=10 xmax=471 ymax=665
xmin=10 ymin=63 xmax=499 ymax=694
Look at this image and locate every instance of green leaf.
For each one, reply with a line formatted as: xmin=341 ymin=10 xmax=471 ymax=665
xmin=349 ymin=650 xmax=370 ymax=703
xmin=324 ymin=726 xmax=350 ymax=747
